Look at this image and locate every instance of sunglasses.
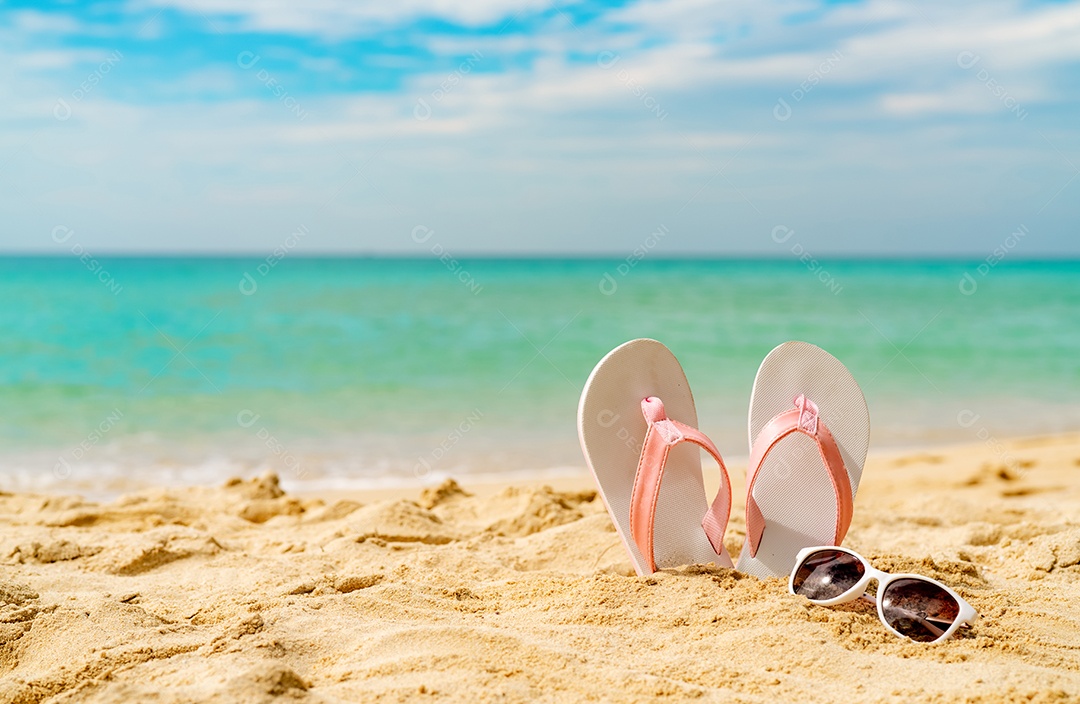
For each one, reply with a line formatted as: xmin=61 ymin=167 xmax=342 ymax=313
xmin=788 ymin=546 xmax=979 ymax=643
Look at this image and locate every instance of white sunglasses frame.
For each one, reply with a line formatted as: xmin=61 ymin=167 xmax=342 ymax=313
xmin=788 ymin=545 xmax=979 ymax=643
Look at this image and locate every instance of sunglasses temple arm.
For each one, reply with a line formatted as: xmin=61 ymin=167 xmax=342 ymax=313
xmin=858 ymin=594 xmax=952 ymax=638
xmin=882 ymin=604 xmax=948 ymax=639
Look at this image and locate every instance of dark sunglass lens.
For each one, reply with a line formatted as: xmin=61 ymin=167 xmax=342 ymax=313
xmin=881 ymin=578 xmax=961 ymax=643
xmin=792 ymin=550 xmax=865 ymax=601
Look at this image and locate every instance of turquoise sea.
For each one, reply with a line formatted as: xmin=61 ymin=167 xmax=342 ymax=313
xmin=1 ymin=257 xmax=1077 ymax=495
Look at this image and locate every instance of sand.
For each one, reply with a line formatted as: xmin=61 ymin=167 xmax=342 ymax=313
xmin=3 ymin=434 xmax=1080 ymax=703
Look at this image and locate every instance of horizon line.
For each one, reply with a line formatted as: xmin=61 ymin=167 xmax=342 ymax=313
xmin=2 ymin=252 xmax=1079 ymax=262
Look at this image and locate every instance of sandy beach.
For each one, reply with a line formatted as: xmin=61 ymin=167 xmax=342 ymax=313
xmin=4 ymin=0 xmax=1078 ymax=701
xmin=3 ymin=433 xmax=1080 ymax=703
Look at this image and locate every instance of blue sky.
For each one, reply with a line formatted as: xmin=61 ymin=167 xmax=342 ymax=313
xmin=1 ymin=0 xmax=1078 ymax=255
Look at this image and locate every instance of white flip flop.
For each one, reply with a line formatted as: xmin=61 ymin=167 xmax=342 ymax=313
xmin=577 ymin=339 xmax=733 ymax=576
xmin=736 ymin=341 xmax=870 ymax=579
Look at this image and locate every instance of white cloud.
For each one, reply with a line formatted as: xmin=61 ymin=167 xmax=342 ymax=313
xmin=14 ymin=49 xmax=117 ymax=71
xmin=133 ymin=0 xmax=562 ymax=35
xmin=880 ymin=91 xmax=975 ymax=117
xmin=606 ymin=0 xmax=817 ymax=43
xmin=11 ymin=10 xmax=84 ymax=34
xmin=2 ymin=0 xmax=1078 ymax=253
xmin=834 ymin=1 xmax=1080 ymax=71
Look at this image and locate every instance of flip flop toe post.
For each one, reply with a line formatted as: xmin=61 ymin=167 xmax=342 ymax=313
xmin=578 ymin=339 xmax=734 ymax=575
xmin=736 ymin=341 xmax=870 ymax=579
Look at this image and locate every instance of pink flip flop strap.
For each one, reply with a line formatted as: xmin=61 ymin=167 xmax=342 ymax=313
xmin=629 ymin=396 xmax=732 ymax=574
xmin=744 ymin=394 xmax=852 ymax=558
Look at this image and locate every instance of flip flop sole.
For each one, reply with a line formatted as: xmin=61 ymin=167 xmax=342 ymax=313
xmin=578 ymin=339 xmax=732 ymax=575
xmin=736 ymin=341 xmax=870 ymax=579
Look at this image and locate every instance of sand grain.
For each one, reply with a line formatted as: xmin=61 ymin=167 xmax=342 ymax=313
xmin=3 ymin=435 xmax=1080 ymax=702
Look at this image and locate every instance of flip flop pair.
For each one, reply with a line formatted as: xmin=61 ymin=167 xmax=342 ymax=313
xmin=577 ymin=339 xmax=870 ymax=578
